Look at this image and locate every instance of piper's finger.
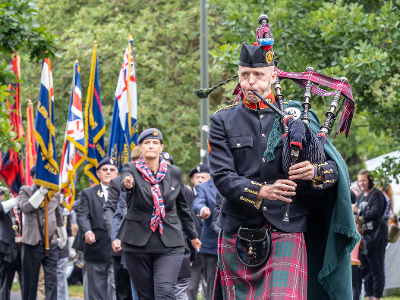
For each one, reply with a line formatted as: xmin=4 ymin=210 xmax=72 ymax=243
xmin=289 ymin=161 xmax=311 ymax=170
xmin=279 ymin=195 xmax=292 ymax=202
xmin=288 ymin=165 xmax=311 ymax=175
xmin=278 ymin=190 xmax=296 ymax=197
xmin=275 ymin=179 xmax=297 ymax=188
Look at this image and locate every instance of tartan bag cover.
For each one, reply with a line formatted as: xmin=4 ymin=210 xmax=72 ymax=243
xmin=214 ymin=229 xmax=307 ymax=300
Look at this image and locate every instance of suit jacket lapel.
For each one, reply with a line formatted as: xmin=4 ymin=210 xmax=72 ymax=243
xmin=161 ymin=167 xmax=171 ymax=201
xmin=95 ymin=185 xmax=105 ymax=205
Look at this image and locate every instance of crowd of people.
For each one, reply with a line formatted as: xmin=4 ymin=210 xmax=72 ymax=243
xmin=0 ymin=128 xmax=224 ymax=300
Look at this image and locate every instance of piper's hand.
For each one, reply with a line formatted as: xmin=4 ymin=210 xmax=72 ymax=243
xmin=191 ymin=238 xmax=201 ymax=252
xmin=124 ymin=175 xmax=134 ymax=190
xmin=201 ymin=207 xmax=211 ymax=220
xmin=257 ymin=180 xmax=296 ymax=203
xmin=289 ymin=161 xmax=314 ymax=181
xmin=112 ymin=239 xmax=122 ymax=252
xmin=85 ymin=232 xmax=96 ymax=244
xmin=39 ymin=186 xmax=49 ymax=195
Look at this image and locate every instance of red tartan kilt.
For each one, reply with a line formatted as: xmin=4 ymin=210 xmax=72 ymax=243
xmin=213 ymin=229 xmax=307 ymax=300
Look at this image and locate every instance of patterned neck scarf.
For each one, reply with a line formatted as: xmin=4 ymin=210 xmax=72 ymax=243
xmin=135 ymin=155 xmax=168 ymax=235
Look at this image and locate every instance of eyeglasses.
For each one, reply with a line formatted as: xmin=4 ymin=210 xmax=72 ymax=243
xmin=101 ymin=168 xmax=117 ymax=173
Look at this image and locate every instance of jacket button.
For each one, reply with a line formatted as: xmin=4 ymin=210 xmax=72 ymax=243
xmin=263 ymin=206 xmax=267 ymax=211
xmin=262 ymin=158 xmax=266 ymax=162
xmin=236 ymin=143 xmax=241 ymax=147
xmin=262 ymin=134 xmax=266 ymax=138
xmin=260 ymin=114 xmax=264 ymax=118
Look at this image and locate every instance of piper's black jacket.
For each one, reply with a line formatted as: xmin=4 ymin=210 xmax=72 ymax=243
xmin=118 ymin=163 xmax=198 ymax=250
xmin=209 ymin=100 xmax=338 ymax=233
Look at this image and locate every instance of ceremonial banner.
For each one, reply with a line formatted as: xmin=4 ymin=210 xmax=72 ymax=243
xmin=34 ymin=58 xmax=59 ymax=198
xmin=0 ymin=55 xmax=25 ymax=196
xmin=60 ymin=60 xmax=86 ymax=209
xmin=108 ymin=35 xmax=138 ymax=172
xmin=84 ymin=42 xmax=105 ymax=184
xmin=25 ymin=99 xmax=37 ymax=187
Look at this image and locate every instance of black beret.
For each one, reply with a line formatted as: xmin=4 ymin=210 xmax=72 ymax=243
xmin=96 ymin=157 xmax=117 ymax=170
xmin=189 ymin=164 xmax=210 ymax=177
xmin=30 ymin=165 xmax=36 ymax=177
xmin=138 ymin=128 xmax=163 ymax=144
xmin=160 ymin=152 xmax=174 ymax=165
xmin=238 ymin=42 xmax=275 ymax=68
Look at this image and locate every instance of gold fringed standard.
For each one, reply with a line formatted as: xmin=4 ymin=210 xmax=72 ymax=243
xmin=193 ymin=74 xmax=238 ymax=99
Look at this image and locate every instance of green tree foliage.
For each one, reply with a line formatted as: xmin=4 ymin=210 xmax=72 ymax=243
xmin=18 ymin=0 xmax=225 ymax=189
xmin=208 ymin=0 xmax=400 ymax=180
xmin=0 ymin=0 xmax=57 ymax=151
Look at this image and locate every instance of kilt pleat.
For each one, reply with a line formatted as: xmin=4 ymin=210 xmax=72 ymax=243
xmin=213 ymin=229 xmax=307 ymax=300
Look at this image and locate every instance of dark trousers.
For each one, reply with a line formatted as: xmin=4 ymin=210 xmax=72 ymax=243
xmin=351 ymin=265 xmax=362 ymax=300
xmin=124 ymin=251 xmax=184 ymax=300
xmin=0 ymin=258 xmax=22 ymax=300
xmin=187 ymin=263 xmax=202 ymax=300
xmin=201 ymin=254 xmax=218 ymax=300
xmin=113 ymin=255 xmax=133 ymax=300
xmin=22 ymin=243 xmax=58 ymax=300
xmin=360 ymin=231 xmax=388 ymax=298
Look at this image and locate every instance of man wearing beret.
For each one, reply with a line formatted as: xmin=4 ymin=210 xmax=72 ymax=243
xmin=186 ymin=164 xmax=210 ymax=300
xmin=208 ymin=14 xmax=356 ymax=300
xmin=77 ymin=158 xmax=118 ymax=300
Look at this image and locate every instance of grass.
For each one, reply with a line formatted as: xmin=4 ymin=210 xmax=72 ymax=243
xmin=12 ymin=281 xmax=84 ymax=299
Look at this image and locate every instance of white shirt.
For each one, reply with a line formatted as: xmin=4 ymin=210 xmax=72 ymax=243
xmin=100 ymin=183 xmax=109 ymax=202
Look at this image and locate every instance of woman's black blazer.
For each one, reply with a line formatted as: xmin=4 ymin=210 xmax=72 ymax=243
xmin=117 ymin=162 xmax=198 ymax=249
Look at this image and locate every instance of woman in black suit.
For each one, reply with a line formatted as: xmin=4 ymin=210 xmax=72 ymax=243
xmin=118 ymin=128 xmax=201 ymax=300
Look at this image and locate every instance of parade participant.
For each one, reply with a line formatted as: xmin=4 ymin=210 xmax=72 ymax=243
xmin=207 ymin=15 xmax=358 ymax=300
xmin=119 ymin=128 xmax=201 ymax=300
xmin=19 ymin=166 xmax=67 ymax=300
xmin=57 ymin=208 xmax=73 ymax=300
xmin=354 ymin=170 xmax=388 ymax=300
xmin=185 ymin=164 xmax=207 ymax=300
xmin=0 ymin=188 xmax=23 ymax=300
xmin=192 ymin=179 xmax=218 ymax=300
xmin=77 ymin=157 xmax=118 ymax=300
xmin=105 ymin=147 xmax=141 ymax=300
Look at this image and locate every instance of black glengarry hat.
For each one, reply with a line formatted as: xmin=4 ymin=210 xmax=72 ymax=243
xmin=238 ymin=43 xmax=274 ymax=68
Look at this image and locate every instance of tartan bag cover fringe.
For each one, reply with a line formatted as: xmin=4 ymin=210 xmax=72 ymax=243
xmin=135 ymin=155 xmax=168 ymax=234
xmin=213 ymin=230 xmax=307 ymax=300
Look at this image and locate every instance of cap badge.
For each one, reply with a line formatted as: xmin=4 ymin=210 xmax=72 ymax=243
xmin=197 ymin=166 xmax=201 ymax=172
xmin=165 ymin=153 xmax=170 ymax=159
xmin=110 ymin=158 xmax=114 ymax=164
xmin=153 ymin=130 xmax=159 ymax=136
xmin=265 ymin=51 xmax=273 ymax=66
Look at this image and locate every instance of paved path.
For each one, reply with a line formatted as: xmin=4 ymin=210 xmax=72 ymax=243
xmin=11 ymin=291 xmax=81 ymax=300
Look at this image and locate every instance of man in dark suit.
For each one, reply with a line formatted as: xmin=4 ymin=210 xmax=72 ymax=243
xmin=77 ymin=157 xmax=118 ymax=300
xmin=105 ymin=148 xmax=140 ymax=300
xmin=192 ymin=179 xmax=218 ymax=300
xmin=0 ymin=189 xmax=23 ymax=300
xmin=186 ymin=164 xmax=210 ymax=300
xmin=18 ymin=166 xmax=67 ymax=300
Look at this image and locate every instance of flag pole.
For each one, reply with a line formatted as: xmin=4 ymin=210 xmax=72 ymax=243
xmin=45 ymin=57 xmax=51 ymax=256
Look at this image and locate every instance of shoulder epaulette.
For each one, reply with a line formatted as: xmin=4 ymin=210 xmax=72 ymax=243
xmin=214 ymin=102 xmax=239 ymax=115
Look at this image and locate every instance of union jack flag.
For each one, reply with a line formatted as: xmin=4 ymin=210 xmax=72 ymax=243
xmin=60 ymin=60 xmax=86 ymax=209
xmin=108 ymin=35 xmax=138 ymax=172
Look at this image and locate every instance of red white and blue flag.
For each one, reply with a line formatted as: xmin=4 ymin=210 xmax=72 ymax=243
xmin=108 ymin=35 xmax=138 ymax=172
xmin=60 ymin=60 xmax=86 ymax=209
xmin=34 ymin=58 xmax=59 ymax=198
